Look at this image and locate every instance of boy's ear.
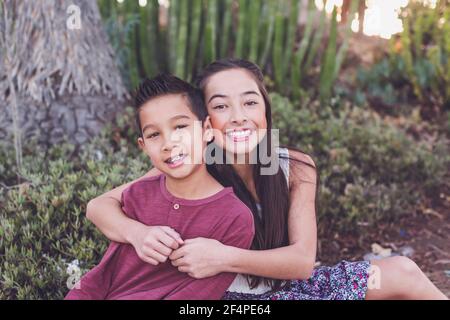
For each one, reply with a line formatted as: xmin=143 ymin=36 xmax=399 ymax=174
xmin=203 ymin=116 xmax=214 ymax=142
xmin=137 ymin=136 xmax=145 ymax=149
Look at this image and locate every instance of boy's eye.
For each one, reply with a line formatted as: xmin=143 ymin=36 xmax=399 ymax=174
xmin=175 ymin=124 xmax=188 ymax=130
xmin=213 ymin=104 xmax=226 ymax=110
xmin=146 ymin=132 xmax=159 ymax=139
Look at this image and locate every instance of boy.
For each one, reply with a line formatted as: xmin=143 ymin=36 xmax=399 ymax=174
xmin=65 ymin=74 xmax=254 ymax=300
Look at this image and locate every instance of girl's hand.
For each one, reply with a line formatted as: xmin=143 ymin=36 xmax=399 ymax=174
xmin=169 ymin=238 xmax=231 ymax=279
xmin=129 ymin=224 xmax=184 ymax=265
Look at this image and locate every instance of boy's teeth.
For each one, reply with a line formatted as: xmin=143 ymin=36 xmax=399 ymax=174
xmin=168 ymin=154 xmax=184 ymax=163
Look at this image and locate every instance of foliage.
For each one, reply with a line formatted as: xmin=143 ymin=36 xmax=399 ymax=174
xmin=271 ymin=92 xmax=449 ymax=231
xmin=97 ymin=0 xmax=357 ymax=102
xmin=1 ymin=95 xmax=448 ymax=298
xmin=355 ymin=0 xmax=450 ymax=117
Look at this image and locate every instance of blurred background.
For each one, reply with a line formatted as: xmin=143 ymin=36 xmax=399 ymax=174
xmin=0 ymin=0 xmax=449 ymax=299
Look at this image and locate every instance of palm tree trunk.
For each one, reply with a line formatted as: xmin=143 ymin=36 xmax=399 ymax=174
xmin=0 ymin=0 xmax=129 ymax=148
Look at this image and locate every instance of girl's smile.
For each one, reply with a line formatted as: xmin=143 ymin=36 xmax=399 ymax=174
xmin=203 ymin=69 xmax=268 ymax=156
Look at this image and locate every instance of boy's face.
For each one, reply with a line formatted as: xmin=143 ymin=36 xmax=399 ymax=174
xmin=137 ymin=94 xmax=213 ymax=179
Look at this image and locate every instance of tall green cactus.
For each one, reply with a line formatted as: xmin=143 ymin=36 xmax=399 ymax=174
xmin=283 ymin=0 xmax=300 ymax=82
xmin=334 ymin=0 xmax=358 ymax=80
xmin=259 ymin=0 xmax=276 ymax=68
xmin=235 ymin=0 xmax=248 ymax=58
xmin=319 ymin=6 xmax=337 ymax=103
xmin=248 ymin=0 xmax=261 ymax=63
xmin=291 ymin=0 xmax=314 ymax=97
xmin=175 ymin=0 xmax=188 ymax=78
xmin=304 ymin=6 xmax=327 ymax=74
xmin=203 ymin=0 xmax=217 ymax=64
xmin=272 ymin=1 xmax=286 ymax=89
xmin=219 ymin=0 xmax=233 ymax=58
xmin=168 ymin=0 xmax=180 ymax=74
xmin=98 ymin=0 xmax=353 ymax=103
xmin=187 ymin=0 xmax=202 ymax=80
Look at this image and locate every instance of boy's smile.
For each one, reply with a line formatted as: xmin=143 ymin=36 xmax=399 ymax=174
xmin=137 ymin=93 xmax=212 ymax=179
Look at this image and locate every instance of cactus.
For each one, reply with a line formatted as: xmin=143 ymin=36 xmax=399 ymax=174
xmin=97 ymin=0 xmax=354 ymax=101
xmin=204 ymin=0 xmax=218 ymax=63
xmin=187 ymin=0 xmax=202 ymax=80
xmin=168 ymin=0 xmax=180 ymax=74
xmin=248 ymin=0 xmax=261 ymax=63
xmin=304 ymin=5 xmax=327 ymax=74
xmin=291 ymin=0 xmax=314 ymax=96
xmin=259 ymin=0 xmax=276 ymax=68
xmin=235 ymin=0 xmax=247 ymax=58
xmin=319 ymin=6 xmax=337 ymax=103
xmin=333 ymin=0 xmax=358 ymax=80
xmin=175 ymin=0 xmax=188 ymax=78
xmin=219 ymin=0 xmax=233 ymax=58
xmin=283 ymin=0 xmax=300 ymax=82
xmin=272 ymin=1 xmax=286 ymax=89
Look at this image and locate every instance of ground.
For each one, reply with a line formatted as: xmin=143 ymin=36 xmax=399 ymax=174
xmin=318 ymin=192 xmax=450 ymax=297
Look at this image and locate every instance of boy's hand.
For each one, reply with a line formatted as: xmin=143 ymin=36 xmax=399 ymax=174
xmin=129 ymin=225 xmax=184 ymax=265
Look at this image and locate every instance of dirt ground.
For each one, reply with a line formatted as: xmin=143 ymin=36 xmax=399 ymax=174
xmin=323 ymin=32 xmax=450 ymax=298
xmin=317 ymin=196 xmax=450 ymax=297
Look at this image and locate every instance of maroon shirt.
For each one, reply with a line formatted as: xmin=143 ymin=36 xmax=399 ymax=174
xmin=65 ymin=174 xmax=254 ymax=300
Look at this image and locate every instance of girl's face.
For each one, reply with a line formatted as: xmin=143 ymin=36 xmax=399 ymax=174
xmin=203 ymin=69 xmax=268 ymax=157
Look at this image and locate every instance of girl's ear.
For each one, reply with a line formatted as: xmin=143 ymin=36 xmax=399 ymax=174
xmin=203 ymin=116 xmax=214 ymax=142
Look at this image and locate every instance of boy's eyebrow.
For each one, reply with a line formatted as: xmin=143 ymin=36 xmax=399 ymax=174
xmin=141 ymin=115 xmax=192 ymax=133
xmin=170 ymin=114 xmax=191 ymax=121
xmin=207 ymin=90 xmax=260 ymax=103
xmin=142 ymin=123 xmax=156 ymax=133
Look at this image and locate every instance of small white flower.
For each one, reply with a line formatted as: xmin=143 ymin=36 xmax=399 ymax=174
xmin=66 ymin=259 xmax=81 ymax=275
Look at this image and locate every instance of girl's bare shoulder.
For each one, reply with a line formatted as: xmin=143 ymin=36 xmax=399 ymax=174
xmin=286 ymin=148 xmax=317 ymax=188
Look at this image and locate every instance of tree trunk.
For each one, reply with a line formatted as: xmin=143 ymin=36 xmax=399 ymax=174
xmin=0 ymin=0 xmax=129 ymax=148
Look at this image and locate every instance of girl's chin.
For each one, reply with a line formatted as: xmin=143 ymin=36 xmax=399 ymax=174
xmin=224 ymin=144 xmax=259 ymax=159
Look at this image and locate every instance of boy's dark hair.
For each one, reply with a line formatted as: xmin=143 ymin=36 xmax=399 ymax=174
xmin=134 ymin=73 xmax=207 ymax=137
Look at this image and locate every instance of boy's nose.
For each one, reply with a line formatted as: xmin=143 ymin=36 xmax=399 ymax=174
xmin=162 ymin=133 xmax=182 ymax=153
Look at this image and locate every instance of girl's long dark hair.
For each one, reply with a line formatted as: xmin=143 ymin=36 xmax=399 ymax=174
xmin=196 ymin=59 xmax=319 ymax=291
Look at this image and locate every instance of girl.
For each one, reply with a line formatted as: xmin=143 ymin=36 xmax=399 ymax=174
xmin=87 ymin=59 xmax=447 ymax=300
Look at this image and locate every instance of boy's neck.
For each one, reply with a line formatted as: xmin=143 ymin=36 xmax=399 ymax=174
xmin=164 ymin=165 xmax=223 ymax=200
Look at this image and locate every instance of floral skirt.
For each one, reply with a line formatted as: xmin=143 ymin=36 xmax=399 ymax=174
xmin=222 ymin=260 xmax=371 ymax=300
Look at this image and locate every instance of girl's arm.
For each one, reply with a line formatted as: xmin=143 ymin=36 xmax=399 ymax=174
xmin=226 ymin=151 xmax=318 ymax=280
xmin=171 ymin=150 xmax=318 ymax=280
xmin=225 ymin=150 xmax=317 ymax=279
xmin=86 ymin=167 xmax=162 ymax=244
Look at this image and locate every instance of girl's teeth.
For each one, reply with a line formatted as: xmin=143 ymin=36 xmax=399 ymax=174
xmin=228 ymin=130 xmax=251 ymax=137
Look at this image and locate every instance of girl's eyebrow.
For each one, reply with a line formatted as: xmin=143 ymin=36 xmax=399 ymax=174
xmin=208 ymin=94 xmax=227 ymax=104
xmin=208 ymin=90 xmax=260 ymax=104
xmin=242 ymin=90 xmax=260 ymax=97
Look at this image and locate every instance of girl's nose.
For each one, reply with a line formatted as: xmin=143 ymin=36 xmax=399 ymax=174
xmin=230 ymin=105 xmax=248 ymax=126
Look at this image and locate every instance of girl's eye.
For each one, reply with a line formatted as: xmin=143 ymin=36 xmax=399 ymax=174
xmin=245 ymin=100 xmax=257 ymax=106
xmin=146 ymin=132 xmax=159 ymax=139
xmin=175 ymin=124 xmax=188 ymax=130
xmin=213 ymin=104 xmax=226 ymax=110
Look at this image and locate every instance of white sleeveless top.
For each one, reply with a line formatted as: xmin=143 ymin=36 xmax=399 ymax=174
xmin=226 ymin=147 xmax=290 ymax=294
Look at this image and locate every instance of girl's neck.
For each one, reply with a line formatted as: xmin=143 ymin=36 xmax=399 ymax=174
xmin=231 ymin=163 xmax=253 ymax=182
xmin=165 ymin=165 xmax=222 ymax=200
xmin=231 ymin=163 xmax=259 ymax=203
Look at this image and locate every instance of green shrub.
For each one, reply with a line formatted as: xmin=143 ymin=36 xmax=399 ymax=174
xmin=0 ymin=107 xmax=148 ymax=299
xmin=1 ymin=100 xmax=448 ymax=299
xmin=354 ymin=0 xmax=450 ymax=116
xmin=271 ymin=92 xmax=449 ymax=231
